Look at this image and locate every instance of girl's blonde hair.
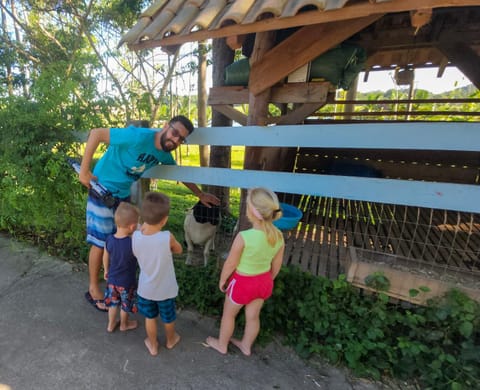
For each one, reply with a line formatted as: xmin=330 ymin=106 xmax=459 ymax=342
xmin=246 ymin=187 xmax=283 ymax=246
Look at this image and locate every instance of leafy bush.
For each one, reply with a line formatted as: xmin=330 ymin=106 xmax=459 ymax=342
xmin=0 ymin=97 xmax=94 ymax=260
xmin=173 ymin=261 xmax=479 ymax=389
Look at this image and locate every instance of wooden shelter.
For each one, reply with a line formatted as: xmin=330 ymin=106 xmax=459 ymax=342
xmin=121 ymin=0 xmax=480 ymax=303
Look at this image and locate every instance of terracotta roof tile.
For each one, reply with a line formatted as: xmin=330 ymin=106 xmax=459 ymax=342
xmin=119 ymin=0 xmax=361 ymax=49
xmin=188 ymin=0 xmax=227 ymax=30
xmin=124 ymin=0 xmax=473 ymax=51
xmin=218 ymin=0 xmax=256 ymax=27
xmin=242 ymin=0 xmax=289 ymax=25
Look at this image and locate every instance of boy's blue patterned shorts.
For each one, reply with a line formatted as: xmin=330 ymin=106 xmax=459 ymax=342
xmin=104 ymin=284 xmax=137 ymax=313
xmin=137 ymin=295 xmax=177 ymax=323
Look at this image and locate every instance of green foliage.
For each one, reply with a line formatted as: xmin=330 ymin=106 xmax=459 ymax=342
xmin=364 ymin=271 xmax=391 ymax=292
xmin=262 ymin=268 xmax=480 ymax=388
xmin=0 ymin=97 xmax=90 ymax=260
xmin=175 ymin=261 xmax=224 ymax=316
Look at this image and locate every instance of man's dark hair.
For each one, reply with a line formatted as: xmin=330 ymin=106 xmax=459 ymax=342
xmin=170 ymin=115 xmax=194 ymax=134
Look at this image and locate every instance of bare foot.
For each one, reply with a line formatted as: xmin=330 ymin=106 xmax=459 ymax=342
xmin=205 ymin=336 xmax=227 ymax=354
xmin=230 ymin=338 xmax=251 ymax=356
xmin=120 ymin=319 xmax=138 ymax=332
xmin=144 ymin=338 xmax=159 ymax=356
xmin=107 ymin=321 xmax=120 ymax=333
xmin=166 ymin=333 xmax=181 ymax=349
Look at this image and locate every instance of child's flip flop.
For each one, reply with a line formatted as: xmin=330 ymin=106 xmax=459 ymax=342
xmin=84 ymin=291 xmax=108 ymax=312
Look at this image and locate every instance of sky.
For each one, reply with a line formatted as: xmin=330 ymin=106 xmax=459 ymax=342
xmin=356 ymin=67 xmax=473 ymax=94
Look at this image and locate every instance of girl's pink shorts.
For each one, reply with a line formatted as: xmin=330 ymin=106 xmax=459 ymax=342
xmin=225 ymin=271 xmax=273 ymax=305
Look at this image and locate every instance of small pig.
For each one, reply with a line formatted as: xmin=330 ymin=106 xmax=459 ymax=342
xmin=184 ymin=201 xmax=221 ymax=266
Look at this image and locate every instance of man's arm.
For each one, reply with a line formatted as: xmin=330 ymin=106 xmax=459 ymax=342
xmin=182 ymin=182 xmax=220 ymax=207
xmin=79 ymin=128 xmax=110 ymax=189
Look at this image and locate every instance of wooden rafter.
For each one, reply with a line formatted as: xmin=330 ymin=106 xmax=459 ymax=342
xmin=273 ymin=103 xmax=328 ymax=125
xmin=212 ymin=105 xmax=247 ymax=126
xmin=249 ymin=15 xmax=382 ymax=96
xmin=437 ymin=42 xmax=480 ymax=90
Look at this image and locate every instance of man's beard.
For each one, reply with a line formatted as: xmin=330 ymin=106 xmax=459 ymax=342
xmin=160 ymin=132 xmax=176 ymax=152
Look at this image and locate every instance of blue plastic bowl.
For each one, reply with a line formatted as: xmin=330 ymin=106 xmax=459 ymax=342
xmin=273 ymin=203 xmax=303 ymax=231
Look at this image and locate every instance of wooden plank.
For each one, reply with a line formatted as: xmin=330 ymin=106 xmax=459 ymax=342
xmin=346 ymin=255 xmax=480 ymax=305
xmin=437 ymin=42 xmax=480 ymax=90
xmin=290 ymin=197 xmax=312 ymax=271
xmin=336 ymin=199 xmax=349 ymax=272
xmin=428 ymin=210 xmax=450 ymax=264
xmin=402 ymin=207 xmax=425 ymax=261
xmin=208 ymin=86 xmax=249 ymax=105
xmin=328 ymin=198 xmax=341 ymax=279
xmin=410 ymin=208 xmax=438 ymax=262
xmin=274 ymin=103 xmax=327 ymax=125
xmin=376 ymin=203 xmax=401 ymax=255
xmin=249 ymin=15 xmax=383 ymax=95
xmin=383 ymin=204 xmax=412 ymax=257
xmin=365 ymin=203 xmax=385 ymax=253
xmin=317 ymin=197 xmax=331 ymax=277
xmin=282 ymin=195 xmax=307 ymax=266
xmin=441 ymin=212 xmax=477 ymax=266
xmin=298 ymin=197 xmax=316 ymax=272
xmin=351 ymin=201 xmax=366 ymax=248
xmin=342 ymin=200 xmax=357 ymax=258
xmin=454 ymin=213 xmax=480 ymax=265
xmin=313 ymin=110 xmax=480 ymax=117
xmin=182 ymin=123 xmax=480 ymax=151
xmin=332 ymin=98 xmax=480 ymax=105
xmin=306 ymin=197 xmax=324 ymax=275
xmin=295 ymin=148 xmax=480 ymax=166
xmin=144 ymin=165 xmax=480 ymax=213
xmin=208 ymin=82 xmax=331 ymax=105
xmin=296 ymin=156 xmax=479 ymax=184
xmin=212 ymin=105 xmax=247 ymax=126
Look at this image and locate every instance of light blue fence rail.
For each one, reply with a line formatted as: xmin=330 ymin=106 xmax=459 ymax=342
xmin=143 ymin=122 xmax=480 ymax=213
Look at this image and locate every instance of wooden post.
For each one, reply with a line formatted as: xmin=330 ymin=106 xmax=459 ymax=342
xmin=198 ymin=40 xmax=209 ymax=168
xmin=128 ymin=120 xmax=151 ymax=207
xmin=208 ymin=38 xmax=235 ymax=213
xmin=239 ymin=31 xmax=277 ymax=230
xmin=344 ymin=75 xmax=358 ymax=121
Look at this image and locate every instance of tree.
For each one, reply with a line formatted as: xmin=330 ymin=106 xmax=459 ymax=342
xmin=207 ymin=38 xmax=235 ymax=213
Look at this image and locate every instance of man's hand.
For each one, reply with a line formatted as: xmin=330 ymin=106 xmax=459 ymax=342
xmin=78 ymin=170 xmax=97 ymax=189
xmin=198 ymin=192 xmax=220 ymax=207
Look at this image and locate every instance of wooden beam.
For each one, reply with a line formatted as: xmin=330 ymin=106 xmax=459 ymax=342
xmin=312 ymin=111 xmax=480 ymax=117
xmin=273 ymin=103 xmax=327 ymax=125
xmin=143 ymin=165 xmax=480 ymax=213
xmin=247 ymin=30 xmax=276 ymax=126
xmin=331 ymin=98 xmax=480 ymax=105
xmin=226 ymin=34 xmax=246 ymax=50
xmin=270 ymin=82 xmax=330 ymax=104
xmin=128 ymin=0 xmax=480 ymax=51
xmin=208 ymin=82 xmax=331 ymax=105
xmin=208 ymin=86 xmax=249 ymax=105
xmin=212 ymin=105 xmax=247 ymax=126
xmin=180 ymin=122 xmax=480 ymax=151
xmin=249 ymin=15 xmax=382 ymax=96
xmin=436 ymin=42 xmax=480 ymax=90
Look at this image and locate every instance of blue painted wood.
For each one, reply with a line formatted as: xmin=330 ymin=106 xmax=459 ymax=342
xmin=143 ymin=165 xmax=480 ymax=213
xmin=176 ymin=122 xmax=480 ymax=151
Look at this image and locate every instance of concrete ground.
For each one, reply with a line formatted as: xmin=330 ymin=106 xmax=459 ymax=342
xmin=0 ymin=234 xmax=392 ymax=390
